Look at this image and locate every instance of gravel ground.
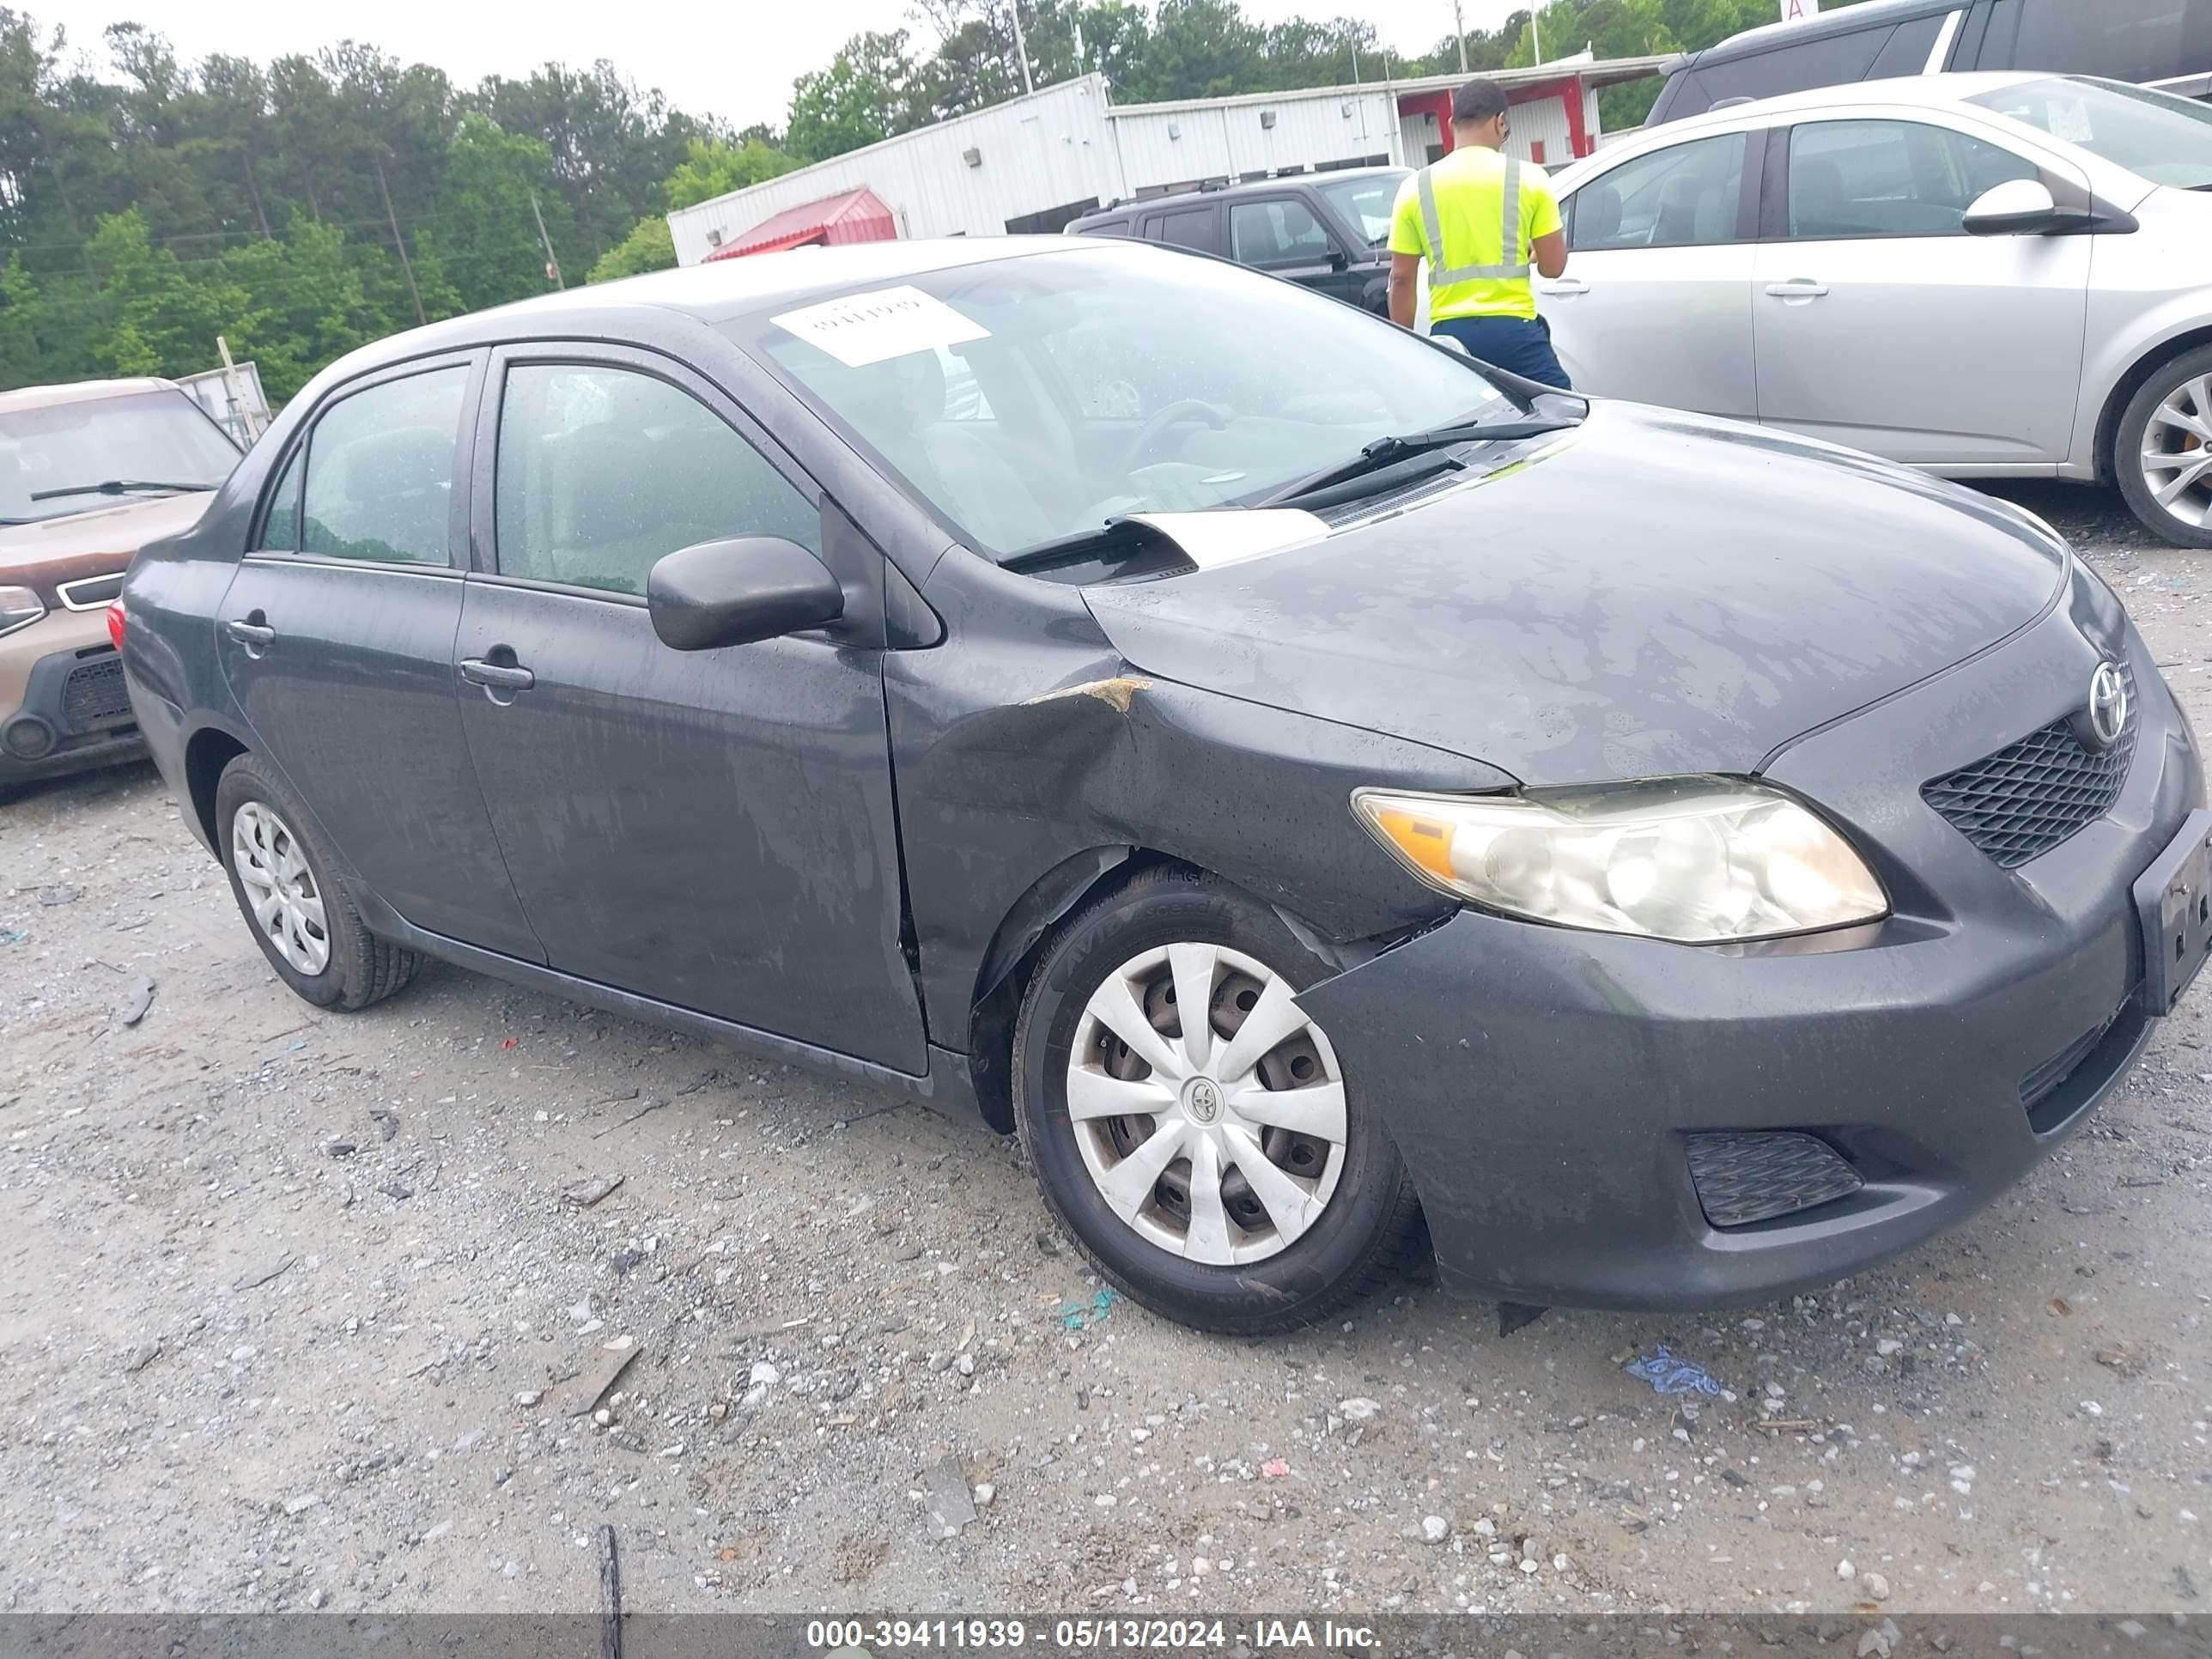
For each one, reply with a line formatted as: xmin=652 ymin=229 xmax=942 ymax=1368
xmin=1 ymin=481 xmax=2208 ymax=1620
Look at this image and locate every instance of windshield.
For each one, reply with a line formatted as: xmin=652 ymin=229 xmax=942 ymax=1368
xmin=0 ymin=389 xmax=239 ymax=524
xmin=1970 ymin=76 xmax=2212 ymax=190
xmin=736 ymin=243 xmax=1508 ymax=556
xmin=1316 ymin=172 xmax=1409 ymax=246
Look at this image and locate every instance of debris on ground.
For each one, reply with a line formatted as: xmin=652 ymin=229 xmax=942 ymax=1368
xmin=1057 ymin=1288 xmax=1117 ymax=1330
xmin=1498 ymin=1301 xmax=1547 ymax=1336
xmin=923 ymin=1453 xmax=979 ymax=1538
xmin=566 ymin=1337 xmax=641 ymax=1418
xmin=2094 ymin=1342 xmax=2146 ymax=1377
xmin=562 ymin=1173 xmax=624 ymax=1208
xmin=231 ymin=1251 xmax=296 ymax=1292
xmin=119 ymin=1340 xmax=161 ymax=1375
xmin=120 ymin=977 xmax=155 ymax=1026
xmin=1624 ymin=1346 xmax=1723 ymax=1396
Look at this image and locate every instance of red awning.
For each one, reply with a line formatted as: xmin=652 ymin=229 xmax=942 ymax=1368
xmin=703 ymin=187 xmax=897 ymax=262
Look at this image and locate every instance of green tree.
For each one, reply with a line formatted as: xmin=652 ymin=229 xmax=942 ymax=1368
xmin=786 ymin=30 xmax=916 ymax=163
xmin=586 ymin=214 xmax=674 ymax=283
xmin=662 ymin=135 xmax=799 ymax=210
xmin=416 ymin=113 xmax=568 ymax=313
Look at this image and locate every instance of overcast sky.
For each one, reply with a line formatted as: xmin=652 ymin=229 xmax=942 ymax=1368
xmin=28 ymin=0 xmax=1543 ymax=134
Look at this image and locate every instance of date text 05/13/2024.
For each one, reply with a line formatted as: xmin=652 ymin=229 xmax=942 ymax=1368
xmin=805 ymin=1620 xmax=1383 ymax=1651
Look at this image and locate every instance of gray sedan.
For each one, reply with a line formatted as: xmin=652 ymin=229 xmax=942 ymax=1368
xmin=119 ymin=238 xmax=2207 ymax=1333
xmin=1536 ymin=73 xmax=2212 ymax=544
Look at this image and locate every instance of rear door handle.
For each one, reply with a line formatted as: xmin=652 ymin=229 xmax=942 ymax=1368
xmin=459 ymin=657 xmax=535 ymax=691
xmin=224 ymin=617 xmax=275 ymax=650
xmin=1542 ymin=277 xmax=1590 ymax=295
xmin=1765 ymin=279 xmax=1830 ymax=299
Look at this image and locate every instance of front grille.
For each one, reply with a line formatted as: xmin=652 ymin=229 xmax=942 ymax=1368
xmin=1686 ymin=1131 xmax=1863 ymax=1229
xmin=1921 ymin=663 xmax=2137 ymax=868
xmin=59 ymin=653 xmax=131 ymax=731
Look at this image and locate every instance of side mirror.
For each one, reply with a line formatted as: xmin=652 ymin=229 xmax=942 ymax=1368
xmin=1326 ymin=247 xmax=1350 ymax=271
xmin=1964 ymin=178 xmax=2064 ymax=235
xmin=1431 ymin=333 xmax=1471 ymax=357
xmin=647 ymin=536 xmax=844 ymax=652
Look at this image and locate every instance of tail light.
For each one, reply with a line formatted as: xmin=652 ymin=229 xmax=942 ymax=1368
xmin=106 ymin=598 xmax=127 ymax=652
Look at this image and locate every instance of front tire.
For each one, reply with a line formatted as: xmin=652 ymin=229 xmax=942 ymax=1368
xmin=2116 ymin=345 xmax=2212 ymax=549
xmin=215 ymin=751 xmax=420 ymax=1011
xmin=1012 ymin=866 xmax=1421 ymax=1334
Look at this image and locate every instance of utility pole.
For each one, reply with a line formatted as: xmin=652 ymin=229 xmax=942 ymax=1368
xmin=1008 ymin=0 xmax=1035 ymax=94
xmin=376 ymin=158 xmax=427 ymax=327
xmin=1452 ymin=0 xmax=1469 ymax=71
xmin=1351 ymin=38 xmax=1360 ymax=83
xmin=530 ymin=191 xmax=565 ymax=289
xmin=1530 ymin=6 xmax=1544 ymax=64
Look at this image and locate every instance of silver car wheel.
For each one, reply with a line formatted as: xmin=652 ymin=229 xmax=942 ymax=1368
xmin=1067 ymin=943 xmax=1348 ymax=1266
xmin=232 ymin=801 xmax=331 ymax=976
xmin=2142 ymin=372 xmax=2212 ymax=531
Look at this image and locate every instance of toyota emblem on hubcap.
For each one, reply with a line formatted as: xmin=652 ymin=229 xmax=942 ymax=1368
xmin=2086 ymin=660 xmax=2128 ymax=750
xmin=1183 ymin=1078 xmax=1222 ymax=1124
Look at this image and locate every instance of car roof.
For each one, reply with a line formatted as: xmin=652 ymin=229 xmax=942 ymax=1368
xmin=1073 ymin=165 xmax=1411 ymax=222
xmin=0 ymin=376 xmax=185 ymax=415
xmin=1670 ymin=0 xmax=1961 ymax=70
xmin=1572 ymin=69 xmax=2054 ymax=161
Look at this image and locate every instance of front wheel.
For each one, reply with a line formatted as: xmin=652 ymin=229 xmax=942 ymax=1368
xmin=215 ymin=751 xmax=420 ymax=1011
xmin=2116 ymin=345 xmax=2212 ymax=549
xmin=1012 ymin=866 xmax=1421 ymax=1334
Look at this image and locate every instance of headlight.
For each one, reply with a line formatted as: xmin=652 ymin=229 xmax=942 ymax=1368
xmin=0 ymin=585 xmax=44 ymax=638
xmin=1353 ymin=777 xmax=1888 ymax=943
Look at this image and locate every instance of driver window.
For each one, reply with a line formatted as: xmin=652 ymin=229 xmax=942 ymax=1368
xmin=1569 ymin=131 xmax=1749 ymax=252
xmin=1231 ymin=198 xmax=1331 ymax=268
xmin=1785 ymin=119 xmax=2039 ymax=239
xmin=495 ymin=363 xmax=817 ymax=597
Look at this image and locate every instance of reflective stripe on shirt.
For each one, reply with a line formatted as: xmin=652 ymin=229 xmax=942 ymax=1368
xmin=1417 ymin=158 xmax=1528 ymax=283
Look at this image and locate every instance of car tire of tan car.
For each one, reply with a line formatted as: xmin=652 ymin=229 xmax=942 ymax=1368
xmin=215 ymin=751 xmax=421 ymax=1011
xmin=2116 ymin=343 xmax=2212 ymax=550
xmin=1012 ymin=864 xmax=1424 ymax=1334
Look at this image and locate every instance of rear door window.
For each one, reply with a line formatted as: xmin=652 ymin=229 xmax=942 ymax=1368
xmin=1148 ymin=205 xmax=1220 ymax=252
xmin=1869 ymin=13 xmax=1951 ymax=75
xmin=1695 ymin=26 xmax=1891 ymax=104
xmin=493 ymin=362 xmax=817 ymax=598
xmin=2006 ymin=0 xmax=2212 ymax=84
xmin=1784 ymin=118 xmax=2039 ymax=238
xmin=1571 ymin=132 xmax=1751 ymax=251
xmin=299 ymin=367 xmax=465 ymax=566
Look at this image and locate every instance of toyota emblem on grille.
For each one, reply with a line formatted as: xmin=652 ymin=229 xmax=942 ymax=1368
xmin=2086 ymin=661 xmax=2128 ymax=750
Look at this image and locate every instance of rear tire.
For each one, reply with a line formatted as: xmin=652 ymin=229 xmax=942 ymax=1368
xmin=215 ymin=752 xmax=420 ymax=1011
xmin=2115 ymin=344 xmax=2212 ymax=549
xmin=1012 ymin=865 xmax=1421 ymax=1334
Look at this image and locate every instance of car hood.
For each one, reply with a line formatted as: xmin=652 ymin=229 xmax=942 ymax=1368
xmin=0 ymin=491 xmax=215 ymax=598
xmin=1079 ymin=404 xmax=2068 ymax=784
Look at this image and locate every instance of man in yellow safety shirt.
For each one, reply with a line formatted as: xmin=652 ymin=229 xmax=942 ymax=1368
xmin=1388 ymin=77 xmax=1572 ymax=388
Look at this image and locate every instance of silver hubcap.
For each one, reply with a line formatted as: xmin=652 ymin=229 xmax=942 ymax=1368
xmin=2142 ymin=373 xmax=2212 ymax=530
xmin=1068 ymin=944 xmax=1348 ymax=1266
xmin=231 ymin=801 xmax=331 ymax=976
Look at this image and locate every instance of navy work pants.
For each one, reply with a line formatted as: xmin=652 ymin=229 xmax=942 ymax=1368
xmin=1431 ymin=313 xmax=1572 ymax=391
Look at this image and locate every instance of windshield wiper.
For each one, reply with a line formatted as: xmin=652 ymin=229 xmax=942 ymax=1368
xmin=1259 ymin=416 xmax=1581 ymax=507
xmin=27 ymin=478 xmax=208 ymax=502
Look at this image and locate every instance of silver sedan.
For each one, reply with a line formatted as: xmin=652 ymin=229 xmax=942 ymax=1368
xmin=1535 ymin=73 xmax=2212 ymax=545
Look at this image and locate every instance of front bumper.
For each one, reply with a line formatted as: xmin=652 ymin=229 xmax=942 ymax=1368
xmin=0 ymin=608 xmax=145 ymax=786
xmin=1300 ymin=586 xmax=2203 ymax=1310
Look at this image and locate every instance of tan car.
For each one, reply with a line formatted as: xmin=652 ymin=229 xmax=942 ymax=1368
xmin=1 ymin=377 xmax=238 ymax=789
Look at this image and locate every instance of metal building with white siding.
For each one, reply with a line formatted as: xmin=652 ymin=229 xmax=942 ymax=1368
xmin=667 ymin=58 xmax=1663 ymax=266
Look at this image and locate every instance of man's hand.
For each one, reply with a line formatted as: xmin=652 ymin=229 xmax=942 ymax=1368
xmin=1389 ymin=252 xmax=1421 ymax=329
xmin=1534 ymin=229 xmax=1568 ymax=281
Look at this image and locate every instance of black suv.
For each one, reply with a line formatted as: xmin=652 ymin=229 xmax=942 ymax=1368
xmin=1066 ymin=167 xmax=1407 ymax=313
xmin=1645 ymin=0 xmax=2211 ymax=125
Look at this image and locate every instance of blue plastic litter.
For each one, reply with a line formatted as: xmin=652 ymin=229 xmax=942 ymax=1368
xmin=1059 ymin=1288 xmax=1118 ymax=1330
xmin=1625 ymin=1346 xmax=1723 ymax=1395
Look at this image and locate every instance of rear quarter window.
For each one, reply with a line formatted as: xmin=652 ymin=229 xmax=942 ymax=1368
xmin=1694 ymin=25 xmax=1893 ymax=105
xmin=2002 ymin=0 xmax=2212 ymax=84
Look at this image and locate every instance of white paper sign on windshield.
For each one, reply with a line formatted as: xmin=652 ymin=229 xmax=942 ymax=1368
xmin=1124 ymin=509 xmax=1331 ymax=570
xmin=769 ymin=285 xmax=991 ymax=368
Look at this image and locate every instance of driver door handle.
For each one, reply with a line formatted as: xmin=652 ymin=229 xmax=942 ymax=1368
xmin=224 ymin=617 xmax=275 ymax=650
xmin=459 ymin=657 xmax=535 ymax=691
xmin=1765 ymin=278 xmax=1830 ymax=299
xmin=1541 ymin=277 xmax=1590 ymax=295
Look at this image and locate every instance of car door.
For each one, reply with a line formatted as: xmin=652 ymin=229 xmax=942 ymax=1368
xmin=216 ymin=352 xmax=543 ymax=961
xmin=1750 ymin=115 xmax=2092 ymax=465
xmin=451 ymin=344 xmax=927 ymax=1073
xmin=1538 ymin=130 xmax=1762 ymax=419
xmin=1227 ymin=193 xmax=1361 ymax=304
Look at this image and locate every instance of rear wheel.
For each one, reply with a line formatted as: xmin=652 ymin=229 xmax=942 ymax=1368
xmin=1013 ymin=866 xmax=1421 ymax=1334
xmin=2116 ymin=344 xmax=2212 ymax=549
xmin=215 ymin=752 xmax=419 ymax=1011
